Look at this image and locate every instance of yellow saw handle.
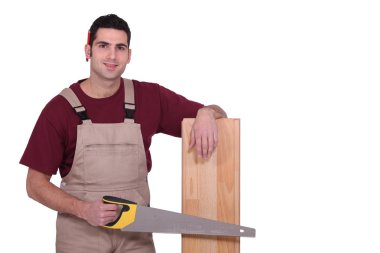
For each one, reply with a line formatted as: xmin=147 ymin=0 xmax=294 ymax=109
xmin=102 ymin=196 xmax=138 ymax=229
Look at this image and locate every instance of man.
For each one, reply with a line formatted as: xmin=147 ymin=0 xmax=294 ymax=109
xmin=20 ymin=14 xmax=226 ymax=252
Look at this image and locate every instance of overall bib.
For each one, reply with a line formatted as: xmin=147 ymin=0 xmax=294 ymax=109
xmin=56 ymin=79 xmax=155 ymax=253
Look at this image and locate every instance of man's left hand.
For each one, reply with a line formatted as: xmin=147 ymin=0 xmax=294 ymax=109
xmin=189 ymin=105 xmax=227 ymax=159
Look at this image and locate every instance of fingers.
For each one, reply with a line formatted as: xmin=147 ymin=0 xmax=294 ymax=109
xmin=213 ymin=130 xmax=218 ymax=149
xmin=100 ymin=211 xmax=119 ymax=226
xmin=189 ymin=128 xmax=195 ymax=150
xmin=207 ymin=134 xmax=215 ymax=157
xmin=190 ymin=107 xmax=218 ymax=159
xmin=101 ymin=202 xmax=118 ymax=211
xmin=196 ymin=129 xmax=217 ymax=159
xmin=83 ymin=201 xmax=119 ymax=227
xmin=99 ymin=203 xmax=119 ymax=225
xmin=190 ymin=125 xmax=213 ymax=158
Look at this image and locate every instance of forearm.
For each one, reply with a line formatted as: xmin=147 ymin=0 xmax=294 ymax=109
xmin=202 ymin=104 xmax=227 ymax=119
xmin=26 ymin=168 xmax=118 ymax=226
xmin=26 ymin=168 xmax=85 ymax=218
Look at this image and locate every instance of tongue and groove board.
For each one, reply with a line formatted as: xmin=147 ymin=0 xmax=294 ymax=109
xmin=181 ymin=118 xmax=240 ymax=253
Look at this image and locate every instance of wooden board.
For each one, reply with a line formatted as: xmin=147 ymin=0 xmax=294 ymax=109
xmin=182 ymin=118 xmax=240 ymax=253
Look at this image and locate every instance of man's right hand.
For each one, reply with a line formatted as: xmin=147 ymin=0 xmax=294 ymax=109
xmin=79 ymin=199 xmax=119 ymax=226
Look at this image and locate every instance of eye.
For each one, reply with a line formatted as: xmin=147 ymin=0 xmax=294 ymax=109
xmin=117 ymin=46 xmax=127 ymax=51
xmin=99 ymin=43 xmax=107 ymax=48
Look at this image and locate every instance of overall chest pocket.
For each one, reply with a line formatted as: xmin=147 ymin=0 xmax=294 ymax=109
xmin=84 ymin=143 xmax=139 ymax=188
xmin=83 ymin=128 xmax=140 ymax=189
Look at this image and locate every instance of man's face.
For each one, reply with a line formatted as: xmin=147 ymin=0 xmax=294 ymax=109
xmin=86 ymin=28 xmax=131 ymax=81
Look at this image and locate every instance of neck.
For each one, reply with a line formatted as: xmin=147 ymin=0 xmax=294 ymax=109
xmin=80 ymin=77 xmax=120 ymax=98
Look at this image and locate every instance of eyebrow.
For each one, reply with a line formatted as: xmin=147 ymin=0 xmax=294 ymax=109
xmin=95 ymin=41 xmax=128 ymax=48
xmin=116 ymin=43 xmax=128 ymax=48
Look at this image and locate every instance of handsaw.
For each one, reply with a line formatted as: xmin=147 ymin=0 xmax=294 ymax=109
xmin=103 ymin=196 xmax=255 ymax=237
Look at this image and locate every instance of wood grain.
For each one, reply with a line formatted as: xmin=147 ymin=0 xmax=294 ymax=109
xmin=182 ymin=118 xmax=240 ymax=253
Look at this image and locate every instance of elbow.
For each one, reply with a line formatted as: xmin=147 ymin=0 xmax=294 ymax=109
xmin=26 ymin=176 xmax=36 ymax=200
xmin=26 ymin=168 xmax=45 ymax=201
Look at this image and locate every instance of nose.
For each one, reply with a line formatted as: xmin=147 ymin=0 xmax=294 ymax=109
xmin=107 ymin=47 xmax=116 ymax=60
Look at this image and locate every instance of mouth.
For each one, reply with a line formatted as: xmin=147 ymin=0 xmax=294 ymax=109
xmin=104 ymin=62 xmax=118 ymax=71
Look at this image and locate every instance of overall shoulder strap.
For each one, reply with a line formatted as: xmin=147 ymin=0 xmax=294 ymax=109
xmin=59 ymin=88 xmax=91 ymax=124
xmin=123 ymin=79 xmax=135 ymax=123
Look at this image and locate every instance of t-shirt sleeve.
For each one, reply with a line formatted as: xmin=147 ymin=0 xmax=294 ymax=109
xmin=19 ymin=99 xmax=66 ymax=176
xmin=157 ymin=85 xmax=204 ymax=137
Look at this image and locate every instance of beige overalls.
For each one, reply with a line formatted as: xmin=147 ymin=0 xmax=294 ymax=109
xmin=56 ymin=79 xmax=155 ymax=253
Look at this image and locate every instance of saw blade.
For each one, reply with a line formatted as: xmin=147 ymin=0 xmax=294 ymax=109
xmin=121 ymin=205 xmax=255 ymax=237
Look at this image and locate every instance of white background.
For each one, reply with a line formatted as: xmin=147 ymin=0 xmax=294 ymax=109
xmin=1 ymin=0 xmax=380 ymax=252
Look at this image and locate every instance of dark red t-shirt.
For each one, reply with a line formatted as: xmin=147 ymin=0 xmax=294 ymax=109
xmin=20 ymin=78 xmax=203 ymax=177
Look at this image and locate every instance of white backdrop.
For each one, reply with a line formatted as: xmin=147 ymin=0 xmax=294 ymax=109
xmin=1 ymin=0 xmax=380 ymax=252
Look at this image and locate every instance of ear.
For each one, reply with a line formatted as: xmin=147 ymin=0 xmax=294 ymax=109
xmin=84 ymin=44 xmax=91 ymax=61
xmin=126 ymin=48 xmax=132 ymax=64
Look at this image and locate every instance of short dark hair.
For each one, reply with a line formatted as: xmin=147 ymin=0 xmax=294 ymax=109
xmin=89 ymin=14 xmax=131 ymax=47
